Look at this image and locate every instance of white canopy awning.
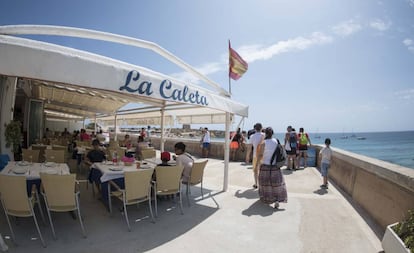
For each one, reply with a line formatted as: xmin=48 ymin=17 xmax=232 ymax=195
xmin=0 ymin=26 xmax=248 ymax=119
xmin=0 ymin=25 xmax=246 ymax=192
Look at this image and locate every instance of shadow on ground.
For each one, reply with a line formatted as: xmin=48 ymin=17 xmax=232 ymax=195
xmin=241 ymin=200 xmax=284 ymax=217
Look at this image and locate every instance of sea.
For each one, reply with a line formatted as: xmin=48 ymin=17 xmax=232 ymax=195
xmin=273 ymin=131 xmax=414 ymax=169
xmin=209 ymin=131 xmax=414 ymax=169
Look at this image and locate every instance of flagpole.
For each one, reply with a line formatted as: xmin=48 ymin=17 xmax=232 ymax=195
xmin=228 ymin=39 xmax=232 ymax=96
xmin=228 ymin=75 xmax=231 ymax=95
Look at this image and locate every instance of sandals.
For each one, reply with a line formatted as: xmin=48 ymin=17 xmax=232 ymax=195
xmin=252 ymin=184 xmax=258 ymax=189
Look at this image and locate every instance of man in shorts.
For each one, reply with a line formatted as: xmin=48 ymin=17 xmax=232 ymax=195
xmin=285 ymin=125 xmax=298 ymax=170
xmin=297 ymin=127 xmax=312 ymax=168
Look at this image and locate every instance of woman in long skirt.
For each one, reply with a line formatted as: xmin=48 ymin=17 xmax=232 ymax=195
xmin=255 ymin=127 xmax=288 ymax=209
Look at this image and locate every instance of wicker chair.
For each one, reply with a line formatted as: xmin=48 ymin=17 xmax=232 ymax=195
xmin=0 ymin=174 xmax=46 ymax=247
xmin=108 ymin=169 xmax=155 ymax=231
xmin=185 ymin=160 xmax=208 ymax=206
xmin=40 ymin=173 xmax=86 ymax=239
xmin=22 ymin=148 xmax=40 ymax=163
xmin=153 ymin=165 xmax=184 ymax=217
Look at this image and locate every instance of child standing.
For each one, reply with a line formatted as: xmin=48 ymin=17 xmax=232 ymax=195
xmin=320 ymin=138 xmax=332 ymax=189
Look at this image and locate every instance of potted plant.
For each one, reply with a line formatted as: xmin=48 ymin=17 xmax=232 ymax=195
xmin=382 ymin=210 xmax=414 ymax=253
xmin=4 ymin=120 xmax=22 ymax=157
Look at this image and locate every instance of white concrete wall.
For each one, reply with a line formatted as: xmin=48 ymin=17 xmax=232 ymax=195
xmin=45 ymin=119 xmax=83 ymax=134
xmin=0 ymin=76 xmax=17 ymax=159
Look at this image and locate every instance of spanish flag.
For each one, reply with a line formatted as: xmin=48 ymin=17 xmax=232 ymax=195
xmin=229 ymin=41 xmax=248 ymax=80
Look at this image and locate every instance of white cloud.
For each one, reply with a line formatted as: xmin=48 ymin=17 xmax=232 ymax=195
xmin=170 ymin=32 xmax=333 ymax=82
xmin=332 ymin=20 xmax=362 ymax=37
xmin=403 ymin=39 xmax=413 ymax=46
xmin=408 ymin=0 xmax=414 ymax=7
xmin=395 ymin=89 xmax=414 ymax=100
xmin=239 ymin=32 xmax=333 ymax=62
xmin=369 ymin=19 xmax=391 ymax=31
xmin=402 ymin=38 xmax=414 ymax=53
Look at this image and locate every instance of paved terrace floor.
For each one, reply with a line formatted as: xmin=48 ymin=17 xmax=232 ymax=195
xmin=0 ymin=155 xmax=383 ymax=253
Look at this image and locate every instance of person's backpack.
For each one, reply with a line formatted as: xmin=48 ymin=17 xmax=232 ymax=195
xmin=247 ymin=129 xmax=255 ymax=139
xmin=270 ymin=139 xmax=287 ymax=168
xmin=299 ymin=133 xmax=308 ymax=145
xmin=289 ymin=132 xmax=297 ymax=149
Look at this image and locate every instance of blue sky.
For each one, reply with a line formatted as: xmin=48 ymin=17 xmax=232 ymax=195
xmin=1 ymin=0 xmax=414 ymax=133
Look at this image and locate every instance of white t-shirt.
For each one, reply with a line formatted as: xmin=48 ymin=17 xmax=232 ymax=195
xmin=175 ymin=152 xmax=194 ymax=183
xmin=96 ymin=133 xmax=105 ymax=142
xmin=250 ymin=132 xmax=265 ymax=158
xmin=320 ymin=146 xmax=332 ymax=164
xmin=262 ymin=138 xmax=278 ymax=165
xmin=202 ymin=131 xmax=211 ymax=143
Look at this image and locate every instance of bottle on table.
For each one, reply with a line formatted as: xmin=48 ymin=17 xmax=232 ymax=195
xmin=112 ymin=151 xmax=118 ymax=165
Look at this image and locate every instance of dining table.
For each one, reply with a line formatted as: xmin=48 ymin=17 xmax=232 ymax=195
xmin=89 ymin=161 xmax=154 ymax=210
xmin=1 ymin=161 xmax=70 ymax=195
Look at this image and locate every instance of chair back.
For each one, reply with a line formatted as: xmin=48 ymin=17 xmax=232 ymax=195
xmin=109 ymin=140 xmax=119 ymax=148
xmin=45 ymin=149 xmax=65 ymax=163
xmin=107 ymin=148 xmax=125 ymax=160
xmin=52 ymin=145 xmax=68 ymax=160
xmin=190 ymin=160 xmax=208 ymax=185
xmin=31 ymin=145 xmax=47 ymax=162
xmin=40 ymin=173 xmax=76 ymax=209
xmin=49 ymin=139 xmax=60 ymax=146
xmin=155 ymin=165 xmax=184 ymax=192
xmin=141 ymin=149 xmax=156 ymax=160
xmin=22 ymin=149 xmax=40 ymax=163
xmin=76 ymin=141 xmax=91 ymax=148
xmin=0 ymin=154 xmax=10 ymax=171
xmin=0 ymin=174 xmax=32 ymax=216
xmin=52 ymin=145 xmax=66 ymax=151
xmin=124 ymin=169 xmax=154 ymax=201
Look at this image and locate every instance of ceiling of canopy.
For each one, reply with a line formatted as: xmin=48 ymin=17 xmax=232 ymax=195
xmin=16 ymin=77 xmax=230 ymax=125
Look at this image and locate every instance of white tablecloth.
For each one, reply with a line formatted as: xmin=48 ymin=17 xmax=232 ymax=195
xmin=1 ymin=162 xmax=70 ymax=180
xmin=92 ymin=161 xmax=153 ymax=183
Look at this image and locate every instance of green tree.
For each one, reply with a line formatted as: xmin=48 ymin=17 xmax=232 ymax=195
xmin=5 ymin=120 xmax=22 ymax=153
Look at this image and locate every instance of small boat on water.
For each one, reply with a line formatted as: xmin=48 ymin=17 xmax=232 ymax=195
xmin=357 ymin=136 xmax=366 ymax=140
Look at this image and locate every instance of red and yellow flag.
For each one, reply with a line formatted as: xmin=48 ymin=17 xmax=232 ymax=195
xmin=229 ymin=42 xmax=248 ymax=80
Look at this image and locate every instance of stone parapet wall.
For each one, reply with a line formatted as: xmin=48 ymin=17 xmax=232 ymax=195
xmin=314 ymin=145 xmax=414 ymax=232
xmin=150 ymin=137 xmax=250 ymax=160
xmin=114 ymin=134 xmax=414 ymax=232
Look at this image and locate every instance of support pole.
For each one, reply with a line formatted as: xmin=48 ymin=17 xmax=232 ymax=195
xmin=223 ymin=112 xmax=231 ymax=191
xmin=114 ymin=114 xmax=118 ymax=141
xmin=160 ymin=106 xmax=165 ymax=152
